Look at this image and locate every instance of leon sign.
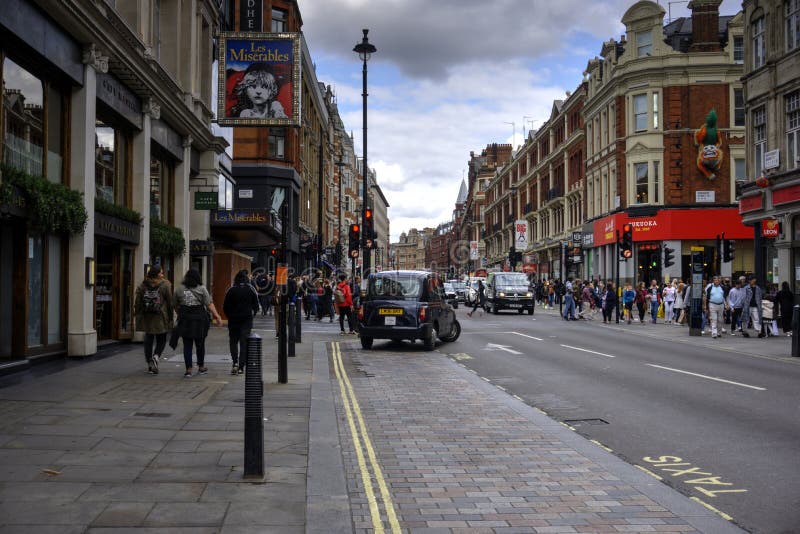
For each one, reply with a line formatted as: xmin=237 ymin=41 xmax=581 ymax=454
xmin=762 ymin=218 xmax=780 ymax=238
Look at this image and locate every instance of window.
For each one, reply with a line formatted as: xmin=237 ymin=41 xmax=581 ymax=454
xmin=218 ymin=174 xmax=234 ymax=210
xmin=149 ymin=152 xmax=174 ymax=223
xmin=653 ymin=161 xmax=660 ymax=204
xmin=788 ymin=91 xmax=800 ymax=169
xmin=635 ymin=162 xmax=649 ymax=204
xmin=633 ymin=94 xmax=648 ymax=132
xmin=733 ymin=35 xmax=744 ymax=63
xmin=3 ymin=58 xmax=43 ymax=177
xmin=734 ymin=88 xmax=745 ymax=127
xmin=787 ymin=0 xmax=800 ymax=51
xmin=95 ymin=120 xmax=130 ymax=206
xmin=753 ymin=107 xmax=767 ymax=177
xmin=753 ymin=17 xmax=766 ymax=69
xmin=734 ymin=158 xmax=746 ymax=181
xmin=153 ymin=0 xmax=161 ymax=60
xmin=268 ymin=128 xmax=285 ymax=159
xmin=637 ymin=30 xmax=653 ymax=57
xmin=653 ymin=92 xmax=659 ymax=129
xmin=271 ymin=8 xmax=287 ymax=32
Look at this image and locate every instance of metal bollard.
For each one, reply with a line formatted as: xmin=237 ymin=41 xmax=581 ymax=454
xmin=295 ymin=299 xmax=302 ymax=343
xmin=243 ymin=333 xmax=264 ymax=479
xmin=278 ymin=296 xmax=287 ymax=384
xmin=288 ymin=302 xmax=296 ymax=358
xmin=792 ymin=305 xmax=800 ymax=357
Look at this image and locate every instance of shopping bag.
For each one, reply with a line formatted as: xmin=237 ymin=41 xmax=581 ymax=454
xmin=657 ymin=302 xmax=664 ymax=318
xmin=771 ymin=320 xmax=779 ymax=337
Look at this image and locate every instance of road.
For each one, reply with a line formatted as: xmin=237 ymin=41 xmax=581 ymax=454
xmin=415 ymin=306 xmax=800 ymax=534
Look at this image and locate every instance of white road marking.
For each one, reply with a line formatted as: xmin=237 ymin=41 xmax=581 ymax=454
xmin=559 ymin=344 xmax=616 ymax=358
xmin=484 ymin=343 xmax=523 ymax=355
xmin=508 ymin=331 xmax=543 ymax=341
xmin=645 ymin=364 xmax=766 ymax=391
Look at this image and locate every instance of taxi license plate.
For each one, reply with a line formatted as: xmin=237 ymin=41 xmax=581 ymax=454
xmin=384 ymin=316 xmax=396 ymax=326
xmin=379 ymin=308 xmax=403 ymax=315
xmin=508 ymin=304 xmax=522 ymax=308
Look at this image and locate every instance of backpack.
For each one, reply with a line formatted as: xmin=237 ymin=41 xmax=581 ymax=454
xmin=142 ymin=284 xmax=163 ymax=314
xmin=334 ymin=287 xmax=345 ymax=304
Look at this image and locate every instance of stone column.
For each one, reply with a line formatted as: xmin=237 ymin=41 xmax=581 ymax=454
xmin=67 ymin=46 xmax=105 ymax=357
xmin=174 ymin=136 xmax=192 ymax=277
xmin=130 ymin=102 xmax=154 ymax=343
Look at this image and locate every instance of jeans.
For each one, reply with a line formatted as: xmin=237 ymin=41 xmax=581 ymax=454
xmin=182 ymin=336 xmax=205 ymax=369
xmin=664 ymin=300 xmax=674 ymax=322
xmin=258 ymin=293 xmax=271 ymax=315
xmin=548 ymin=294 xmax=554 ymax=307
xmin=228 ymin=317 xmax=253 ymax=369
xmin=650 ymin=300 xmax=659 ymax=322
xmin=731 ymin=307 xmax=743 ymax=331
xmin=563 ymin=295 xmax=576 ymax=319
xmin=637 ymin=302 xmax=646 ymax=322
xmin=144 ymin=332 xmax=167 ymax=362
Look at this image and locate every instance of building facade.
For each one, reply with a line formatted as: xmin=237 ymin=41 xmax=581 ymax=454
xmin=391 ymin=228 xmax=432 ymax=271
xmin=739 ymin=0 xmax=800 ymax=292
xmin=0 ymin=0 xmax=226 ymax=365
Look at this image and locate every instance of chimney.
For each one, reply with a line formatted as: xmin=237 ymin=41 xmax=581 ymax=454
xmin=688 ymin=0 xmax=723 ymax=52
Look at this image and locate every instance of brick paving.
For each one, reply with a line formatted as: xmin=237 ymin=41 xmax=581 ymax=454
xmin=331 ymin=341 xmax=743 ymax=534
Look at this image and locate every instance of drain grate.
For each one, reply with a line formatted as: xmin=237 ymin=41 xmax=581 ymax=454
xmin=133 ymin=412 xmax=172 ymax=418
xmin=563 ymin=418 xmax=609 ymax=426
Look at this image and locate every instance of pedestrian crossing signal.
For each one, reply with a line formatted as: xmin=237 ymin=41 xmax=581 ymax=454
xmin=620 ymin=223 xmax=633 ymax=259
xmin=348 ymin=224 xmax=360 ymax=258
xmin=663 ymin=245 xmax=676 ymax=267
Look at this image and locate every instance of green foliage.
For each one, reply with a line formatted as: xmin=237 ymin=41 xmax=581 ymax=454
xmin=150 ymin=218 xmax=185 ymax=256
xmin=0 ymin=164 xmax=88 ymax=235
xmin=94 ymin=197 xmax=143 ymax=224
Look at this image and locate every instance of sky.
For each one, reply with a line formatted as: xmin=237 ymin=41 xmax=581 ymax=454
xmin=298 ymin=0 xmax=742 ymax=243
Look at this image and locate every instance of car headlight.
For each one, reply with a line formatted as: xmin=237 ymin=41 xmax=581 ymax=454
xmin=526 ymin=292 xmax=533 ymax=297
xmin=498 ymin=292 xmax=505 ymax=297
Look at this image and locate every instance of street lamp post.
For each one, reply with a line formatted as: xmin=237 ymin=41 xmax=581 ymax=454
xmin=335 ymin=152 xmax=345 ymax=269
xmin=354 ymin=29 xmax=376 ymax=278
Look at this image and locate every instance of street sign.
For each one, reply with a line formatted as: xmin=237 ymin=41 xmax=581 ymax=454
xmin=764 ymin=149 xmax=780 ymax=170
xmin=515 ymin=220 xmax=528 ymax=250
xmin=194 ymin=191 xmax=218 ymax=210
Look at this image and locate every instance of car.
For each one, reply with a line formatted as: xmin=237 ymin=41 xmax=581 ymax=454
xmin=446 ymin=279 xmax=467 ymax=302
xmin=484 ymin=271 xmax=534 ymax=315
xmin=465 ymin=277 xmax=486 ymax=306
xmin=357 ymin=270 xmax=461 ymax=351
xmin=442 ymin=282 xmax=459 ymax=308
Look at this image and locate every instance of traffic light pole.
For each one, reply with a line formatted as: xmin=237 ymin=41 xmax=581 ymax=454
xmin=615 ymin=230 xmax=620 ymax=324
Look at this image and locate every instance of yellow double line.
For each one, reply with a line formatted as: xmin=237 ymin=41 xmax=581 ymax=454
xmin=331 ymin=342 xmax=401 ymax=534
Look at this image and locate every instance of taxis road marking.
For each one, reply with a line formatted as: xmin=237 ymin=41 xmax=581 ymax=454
xmin=642 ymin=456 xmax=747 ymax=499
xmin=331 ymin=343 xmax=401 ymax=534
xmin=690 ymin=497 xmax=734 ymax=521
xmin=645 ymin=364 xmax=766 ymax=391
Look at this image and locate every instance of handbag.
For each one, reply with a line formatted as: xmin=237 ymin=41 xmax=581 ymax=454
xmin=657 ymin=301 xmax=665 ymax=318
xmin=770 ymin=320 xmax=779 ymax=336
xmin=168 ymin=327 xmax=180 ymax=349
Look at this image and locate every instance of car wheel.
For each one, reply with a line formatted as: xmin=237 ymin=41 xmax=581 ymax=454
xmin=360 ymin=336 xmax=373 ymax=350
xmin=528 ymin=308 xmax=534 ymax=315
xmin=423 ymin=328 xmax=435 ymax=351
xmin=441 ymin=320 xmax=461 ymax=342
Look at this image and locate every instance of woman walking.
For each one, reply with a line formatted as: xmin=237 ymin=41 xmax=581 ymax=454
xmin=174 ymin=269 xmax=222 ymax=378
xmin=774 ymin=281 xmax=795 ymax=336
xmin=622 ymin=283 xmax=635 ymax=324
xmin=134 ymin=265 xmax=174 ymax=375
xmin=602 ymin=282 xmax=617 ymax=323
xmin=635 ymin=281 xmax=648 ymax=324
xmin=467 ymin=280 xmax=485 ymax=317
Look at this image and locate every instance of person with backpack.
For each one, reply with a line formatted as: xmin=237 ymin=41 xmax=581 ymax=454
xmin=336 ymin=273 xmax=357 ymax=335
xmin=223 ymin=269 xmax=260 ymax=375
xmin=134 ymin=265 xmax=174 ymax=375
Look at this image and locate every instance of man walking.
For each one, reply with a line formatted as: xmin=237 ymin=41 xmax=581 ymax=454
xmin=705 ymin=276 xmax=727 ymax=339
xmin=562 ymin=278 xmax=577 ymax=320
xmin=727 ymin=279 xmax=745 ymax=335
xmin=223 ymin=269 xmax=260 ymax=374
xmin=742 ymin=275 xmax=765 ymax=338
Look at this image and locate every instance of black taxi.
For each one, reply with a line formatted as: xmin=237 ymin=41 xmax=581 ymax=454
xmin=357 ymin=270 xmax=461 ymax=351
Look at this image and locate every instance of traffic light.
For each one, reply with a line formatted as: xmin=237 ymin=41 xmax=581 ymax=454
xmin=509 ymin=246 xmax=517 ymax=269
xmin=348 ymin=224 xmax=360 ymax=258
xmin=364 ymin=208 xmax=376 ymax=249
xmin=663 ymin=244 xmax=676 ymax=268
xmin=269 ymin=244 xmax=282 ymax=262
xmin=620 ymin=223 xmax=633 ymax=259
xmin=650 ymin=252 xmax=660 ymax=269
xmin=723 ymin=239 xmax=735 ymax=262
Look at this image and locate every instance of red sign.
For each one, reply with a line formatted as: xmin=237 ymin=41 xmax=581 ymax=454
xmin=739 ymin=194 xmax=763 ymax=214
xmin=592 ymin=207 xmax=751 ymax=246
xmin=762 ymin=219 xmax=780 ymax=238
xmin=772 ymin=184 xmax=800 ymax=206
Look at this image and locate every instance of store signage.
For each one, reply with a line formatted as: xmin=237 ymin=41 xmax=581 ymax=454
xmin=762 ymin=219 xmax=780 ymax=238
xmin=94 ymin=213 xmax=141 ymax=245
xmin=695 ymin=190 xmax=715 ymax=203
xmin=764 ymin=149 xmax=780 ymax=171
xmin=772 ymin=184 xmax=800 ymax=206
xmin=239 ymin=0 xmax=263 ymax=31
xmin=514 ymin=220 xmax=528 ymax=250
xmin=194 ymin=191 xmax=218 ymax=210
xmin=212 ymin=209 xmax=271 ymax=225
xmin=189 ymin=240 xmax=213 ymax=256
xmin=238 ymin=189 xmax=254 ymax=199
xmin=96 ymin=73 xmax=142 ymax=129
xmin=739 ymin=194 xmax=763 ymax=214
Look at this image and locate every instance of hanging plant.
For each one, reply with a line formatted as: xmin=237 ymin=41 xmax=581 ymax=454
xmin=0 ymin=164 xmax=88 ymax=235
xmin=150 ymin=218 xmax=186 ymax=256
xmin=95 ymin=197 xmax=143 ymax=224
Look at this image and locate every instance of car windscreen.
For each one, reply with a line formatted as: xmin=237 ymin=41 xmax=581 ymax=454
xmin=493 ymin=273 xmax=530 ymax=287
xmin=368 ymin=275 xmax=423 ymax=300
xmin=449 ymin=281 xmax=466 ymax=290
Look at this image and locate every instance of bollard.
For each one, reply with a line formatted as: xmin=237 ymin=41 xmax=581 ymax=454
xmin=278 ymin=295 xmax=288 ymax=384
xmin=288 ymin=302 xmax=296 ymax=358
xmin=792 ymin=305 xmax=800 ymax=357
xmin=243 ymin=333 xmax=264 ymax=479
xmin=295 ymin=299 xmax=302 ymax=343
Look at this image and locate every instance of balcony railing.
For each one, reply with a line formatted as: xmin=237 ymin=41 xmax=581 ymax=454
xmin=505 ymin=213 xmax=514 ymax=224
xmin=523 ymin=202 xmax=532 ymax=214
xmin=545 ymin=187 xmax=563 ymax=202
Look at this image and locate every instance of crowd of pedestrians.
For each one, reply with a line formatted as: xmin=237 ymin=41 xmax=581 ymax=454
xmin=524 ymin=275 xmax=792 ymax=339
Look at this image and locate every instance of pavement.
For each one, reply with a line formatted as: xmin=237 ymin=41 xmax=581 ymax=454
xmin=0 ymin=307 xmax=773 ymax=533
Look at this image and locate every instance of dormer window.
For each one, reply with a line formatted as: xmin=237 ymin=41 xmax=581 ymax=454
xmin=636 ymin=30 xmax=652 ymax=57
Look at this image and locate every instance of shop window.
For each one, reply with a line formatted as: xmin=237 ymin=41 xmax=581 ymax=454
xmin=46 ymin=86 xmax=64 ymax=183
xmin=47 ymin=235 xmax=62 ymax=344
xmin=2 ymin=58 xmax=44 ymax=176
xmin=150 ymin=152 xmax=174 ymax=223
xmin=27 ymin=234 xmax=43 ymax=347
xmin=95 ymin=120 xmax=130 ymax=205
